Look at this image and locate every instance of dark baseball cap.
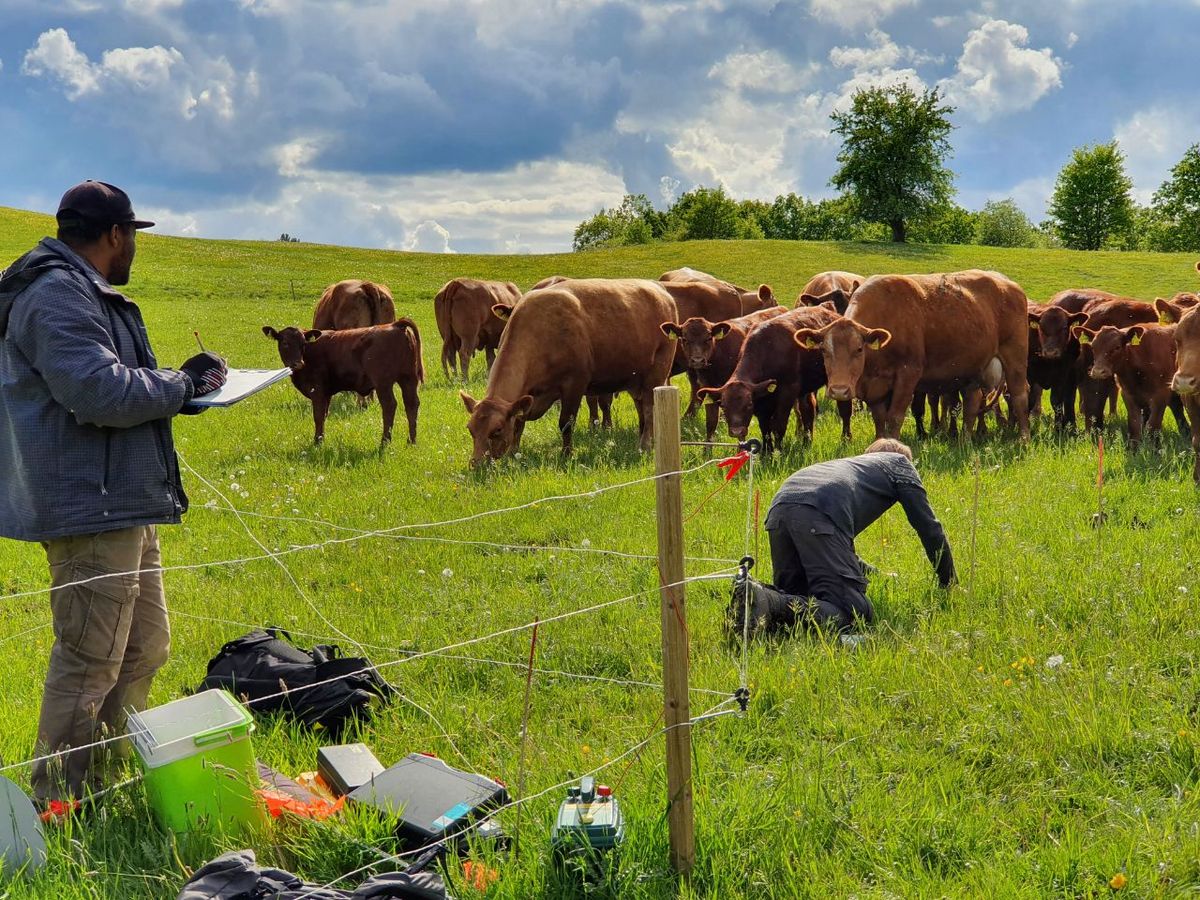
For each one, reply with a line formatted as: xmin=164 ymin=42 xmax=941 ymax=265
xmin=56 ymin=180 xmax=155 ymax=229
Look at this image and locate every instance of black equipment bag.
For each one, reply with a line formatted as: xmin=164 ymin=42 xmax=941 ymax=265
xmin=199 ymin=628 xmax=394 ymax=735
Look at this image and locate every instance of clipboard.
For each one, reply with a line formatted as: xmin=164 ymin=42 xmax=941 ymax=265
xmin=187 ymin=367 xmax=292 ymax=408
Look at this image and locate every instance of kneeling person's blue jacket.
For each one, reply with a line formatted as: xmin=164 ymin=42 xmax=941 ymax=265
xmin=0 ymin=238 xmax=193 ymax=542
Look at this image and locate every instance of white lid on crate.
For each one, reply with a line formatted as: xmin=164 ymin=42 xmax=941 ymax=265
xmin=127 ymin=689 xmax=255 ymax=769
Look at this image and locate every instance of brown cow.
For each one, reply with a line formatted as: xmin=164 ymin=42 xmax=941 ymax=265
xmin=432 ymin=278 xmax=521 ymax=380
xmin=658 ymin=267 xmax=776 ymax=315
xmin=794 ymin=270 xmax=1031 ymax=441
xmin=797 ymin=271 xmax=862 ymax=315
xmin=1157 ymin=299 xmax=1200 ymax=481
xmin=263 ymin=320 xmax=423 ymax=446
xmin=312 ymin=280 xmax=396 ymax=330
xmin=1073 ymin=323 xmax=1190 ymax=446
xmin=660 ymin=306 xmax=788 ymax=441
xmin=1072 ymin=297 xmax=1159 ymax=429
xmin=532 ymin=275 xmax=569 ymax=290
xmin=459 ymin=279 xmax=675 ymax=465
xmin=696 ymin=306 xmax=846 ymax=452
xmin=659 ymin=280 xmax=747 ymax=416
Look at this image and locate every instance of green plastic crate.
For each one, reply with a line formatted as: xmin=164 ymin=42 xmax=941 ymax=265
xmin=128 ymin=689 xmax=265 ymax=834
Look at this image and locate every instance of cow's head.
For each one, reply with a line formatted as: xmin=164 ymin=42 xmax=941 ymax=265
xmin=1171 ymin=307 xmax=1200 ymax=396
xmin=793 ymin=319 xmax=891 ymax=402
xmin=696 ymin=379 xmax=776 ymax=440
xmin=1073 ymin=324 xmax=1141 ymax=381
xmin=798 ymin=281 xmax=859 ymax=315
xmin=461 ymin=391 xmax=533 ymax=466
xmin=262 ymin=325 xmax=320 ymax=370
xmin=1030 ymin=307 xmax=1088 ymax=360
xmin=661 ymin=317 xmax=730 ymax=369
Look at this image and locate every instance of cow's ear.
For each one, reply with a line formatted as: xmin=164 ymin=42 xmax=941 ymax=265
xmin=1195 ymin=260 xmax=1200 ymax=275
xmin=850 ymin=280 xmax=860 ymax=293
xmin=304 ymin=329 xmax=322 ymax=343
xmin=460 ymin=391 xmax=477 ymax=414
xmin=1027 ymin=312 xmax=1041 ymax=331
xmin=1155 ymin=297 xmax=1182 ymax=325
xmin=758 ymin=284 xmax=773 ymax=302
xmin=511 ymin=395 xmax=534 ymax=419
xmin=492 ymin=303 xmax=514 ymax=321
xmin=1067 ymin=312 xmax=1090 ymax=328
xmin=661 ymin=322 xmax=681 ymax=339
xmin=794 ymin=328 xmax=821 ymax=350
xmin=262 ymin=325 xmax=278 ymax=339
xmin=711 ymin=322 xmax=732 ymax=340
xmin=798 ymin=293 xmax=818 ymax=307
xmin=1125 ymin=326 xmax=1146 ymax=346
xmin=751 ymin=379 xmax=777 ymax=396
xmin=820 ymin=300 xmax=837 ymax=312
xmin=696 ymin=387 xmax=722 ymax=402
xmin=1072 ymin=326 xmax=1095 ymax=345
xmin=865 ymin=328 xmax=891 ymax=350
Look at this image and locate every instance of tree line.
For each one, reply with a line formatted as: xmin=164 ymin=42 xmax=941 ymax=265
xmin=574 ymin=85 xmax=1200 ymax=254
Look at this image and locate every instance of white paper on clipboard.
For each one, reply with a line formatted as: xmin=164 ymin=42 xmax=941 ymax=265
xmin=187 ymin=368 xmax=292 ymax=408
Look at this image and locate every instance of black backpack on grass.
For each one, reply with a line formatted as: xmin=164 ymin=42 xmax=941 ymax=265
xmin=199 ymin=628 xmax=394 ymax=735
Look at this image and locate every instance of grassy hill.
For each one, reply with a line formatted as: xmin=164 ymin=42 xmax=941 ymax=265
xmin=0 ymin=207 xmax=1198 ymax=898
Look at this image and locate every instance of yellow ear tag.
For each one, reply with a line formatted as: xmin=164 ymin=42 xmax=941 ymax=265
xmin=1130 ymin=333 xmax=1142 ymax=346
xmin=714 ymin=331 xmax=726 ymax=340
xmin=1159 ymin=313 xmax=1172 ymax=326
xmin=766 ymin=383 xmax=777 ymax=393
xmin=1029 ymin=321 xmax=1040 ymax=331
xmin=868 ymin=339 xmax=883 ymax=350
xmin=1078 ymin=332 xmax=1091 ymax=345
xmin=804 ymin=338 xmax=819 ymax=349
xmin=666 ymin=332 xmax=678 ymax=341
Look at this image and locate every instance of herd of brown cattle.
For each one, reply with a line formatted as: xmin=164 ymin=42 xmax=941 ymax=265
xmin=260 ymin=263 xmax=1200 ymax=482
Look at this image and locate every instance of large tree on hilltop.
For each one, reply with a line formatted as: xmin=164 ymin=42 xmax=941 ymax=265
xmin=1047 ymin=142 xmax=1135 ymax=251
xmin=1150 ymin=143 xmax=1200 ymax=252
xmin=829 ymin=84 xmax=956 ymax=243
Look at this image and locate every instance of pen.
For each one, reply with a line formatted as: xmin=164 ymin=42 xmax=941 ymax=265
xmin=194 ymin=331 xmax=206 ymax=353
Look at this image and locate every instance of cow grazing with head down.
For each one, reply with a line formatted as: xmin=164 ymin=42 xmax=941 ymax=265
xmin=794 ymin=270 xmax=1031 ymax=441
xmin=432 ymin=278 xmax=521 ymax=381
xmin=460 ymin=279 xmax=675 ymax=465
xmin=313 ymin=280 xmax=396 ymax=330
xmin=658 ymin=267 xmax=776 ymax=315
xmin=660 ymin=306 xmax=789 ymax=442
xmin=1157 ymin=298 xmax=1200 ymax=481
xmin=696 ymin=305 xmax=848 ymax=452
xmin=797 ymin=271 xmax=862 ymax=315
xmin=263 ymin=320 xmax=424 ymax=446
xmin=1072 ymin=322 xmax=1189 ymax=446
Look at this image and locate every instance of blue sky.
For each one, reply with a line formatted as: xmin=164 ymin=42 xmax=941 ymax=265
xmin=1 ymin=0 xmax=1197 ymax=253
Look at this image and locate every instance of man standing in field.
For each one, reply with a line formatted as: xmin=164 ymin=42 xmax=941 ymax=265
xmin=0 ymin=181 xmax=227 ymax=806
xmin=736 ymin=438 xmax=955 ymax=635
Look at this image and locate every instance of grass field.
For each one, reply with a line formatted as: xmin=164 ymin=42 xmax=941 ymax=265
xmin=1 ymin=206 xmax=1199 ymax=898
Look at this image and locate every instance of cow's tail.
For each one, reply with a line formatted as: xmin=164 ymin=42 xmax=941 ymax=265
xmin=363 ymin=281 xmax=396 ymax=325
xmin=395 ymin=317 xmax=425 ymax=385
xmin=433 ymin=280 xmax=458 ymax=378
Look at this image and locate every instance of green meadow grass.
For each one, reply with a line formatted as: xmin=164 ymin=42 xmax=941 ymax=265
xmin=0 ymin=207 xmax=1199 ymax=898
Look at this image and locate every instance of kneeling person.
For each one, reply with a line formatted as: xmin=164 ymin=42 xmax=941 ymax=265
xmin=745 ymin=439 xmax=955 ymax=634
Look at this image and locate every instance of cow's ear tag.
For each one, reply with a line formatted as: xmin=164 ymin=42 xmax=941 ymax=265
xmin=766 ymin=383 xmax=777 ymax=393
xmin=714 ymin=330 xmax=726 ymax=340
xmin=868 ymin=338 xmax=883 ymax=350
xmin=666 ymin=332 xmax=678 ymax=341
xmin=1078 ymin=332 xmax=1091 ymax=345
xmin=804 ymin=338 xmax=820 ymax=349
xmin=1029 ymin=321 xmax=1040 ymax=331
xmin=1159 ymin=313 xmax=1172 ymax=326
xmin=1130 ymin=332 xmax=1142 ymax=346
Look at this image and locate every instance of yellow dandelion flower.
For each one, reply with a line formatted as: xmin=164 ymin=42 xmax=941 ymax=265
xmin=976 ymin=665 xmax=984 ymax=673
xmin=1003 ymin=678 xmax=1013 ymax=687
xmin=1109 ymin=872 xmax=1127 ymax=890
xmin=581 ymin=745 xmax=591 ymax=756
xmin=1179 ymin=729 xmax=1189 ymax=738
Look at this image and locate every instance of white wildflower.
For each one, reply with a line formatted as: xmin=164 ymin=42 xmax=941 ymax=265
xmin=417 ymin=569 xmax=426 ymax=576
xmin=1180 ymin=586 xmax=1190 ymax=594
xmin=441 ymin=568 xmax=453 ymax=578
xmin=581 ymin=538 xmax=592 ymax=548
xmin=229 ymin=482 xmax=240 ymax=492
xmin=1045 ymin=655 xmax=1064 ymax=669
xmin=204 ymin=499 xmax=217 ymax=509
xmin=240 ymin=491 xmax=249 ymax=499
xmin=317 ymin=475 xmax=325 ymax=483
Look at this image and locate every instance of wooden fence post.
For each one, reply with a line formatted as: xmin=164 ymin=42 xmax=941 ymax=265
xmin=653 ymin=385 xmax=694 ymax=876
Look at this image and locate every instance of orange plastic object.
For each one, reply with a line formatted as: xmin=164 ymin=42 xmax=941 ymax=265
xmin=256 ymin=788 xmax=344 ymax=821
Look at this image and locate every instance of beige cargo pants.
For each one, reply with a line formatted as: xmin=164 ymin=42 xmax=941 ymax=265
xmin=33 ymin=525 xmax=170 ymax=802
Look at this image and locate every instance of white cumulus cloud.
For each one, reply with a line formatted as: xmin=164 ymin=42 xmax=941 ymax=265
xmin=708 ymin=49 xmax=816 ymax=94
xmin=22 ymin=28 xmax=99 ymax=99
xmin=809 ymin=0 xmax=916 ymax=29
xmin=1114 ymin=106 xmax=1200 ymax=205
xmin=404 ymin=220 xmax=454 ymax=254
xmin=939 ymin=19 xmax=1062 ymax=121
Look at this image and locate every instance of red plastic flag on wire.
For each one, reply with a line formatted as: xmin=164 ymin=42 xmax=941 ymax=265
xmin=717 ymin=450 xmax=750 ymax=481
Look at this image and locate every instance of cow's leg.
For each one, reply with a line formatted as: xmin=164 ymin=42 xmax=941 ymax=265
xmin=586 ymin=395 xmax=600 ymax=429
xmin=884 ymin=373 xmax=920 ymax=438
xmin=1029 ymin=383 xmax=1043 ymax=420
xmin=458 ymin=337 xmax=477 ymax=382
xmin=401 ymin=378 xmax=420 ymax=444
xmin=961 ymin=389 xmax=982 ymax=441
xmin=1168 ymin=393 xmax=1191 ymax=439
xmin=705 ymin=401 xmax=720 ymax=443
xmin=797 ymin=393 xmax=817 ymax=442
xmin=1109 ymin=382 xmax=1120 ymax=416
xmin=995 ymin=345 xmax=1031 ymax=441
xmin=911 ymin=391 xmax=928 ymax=439
xmin=441 ymin=338 xmax=455 ymax=380
xmin=634 ymin=389 xmax=655 ymax=452
xmin=485 ymin=347 xmax=496 ymax=373
xmin=311 ymin=393 xmax=331 ymax=445
xmin=558 ymin=392 xmax=584 ymax=457
xmin=377 ymin=383 xmax=398 ymax=444
xmin=1145 ymin=395 xmax=1167 ymax=446
xmin=1126 ymin=391 xmax=1145 ymax=448
xmin=868 ymin=400 xmax=889 ymax=440
xmin=837 ymin=399 xmax=852 ymax=441
xmin=599 ymin=393 xmax=614 ymax=429
xmin=513 ymin=418 xmax=527 ymax=451
xmin=684 ymin=370 xmax=703 ymax=418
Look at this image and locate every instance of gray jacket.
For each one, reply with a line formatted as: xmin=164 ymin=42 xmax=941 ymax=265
xmin=0 ymin=238 xmax=192 ymax=542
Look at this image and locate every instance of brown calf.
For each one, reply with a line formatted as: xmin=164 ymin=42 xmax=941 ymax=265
xmin=696 ymin=305 xmax=846 ymax=452
xmin=433 ymin=278 xmax=521 ymax=381
xmin=660 ymin=306 xmax=788 ymax=442
xmin=1073 ymin=323 xmax=1189 ymax=446
xmin=796 ymin=271 xmax=862 ymax=315
xmin=1072 ymin=298 xmax=1159 ymax=429
xmin=1157 ymin=299 xmax=1200 ymax=481
xmin=263 ymin=320 xmax=424 ymax=446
